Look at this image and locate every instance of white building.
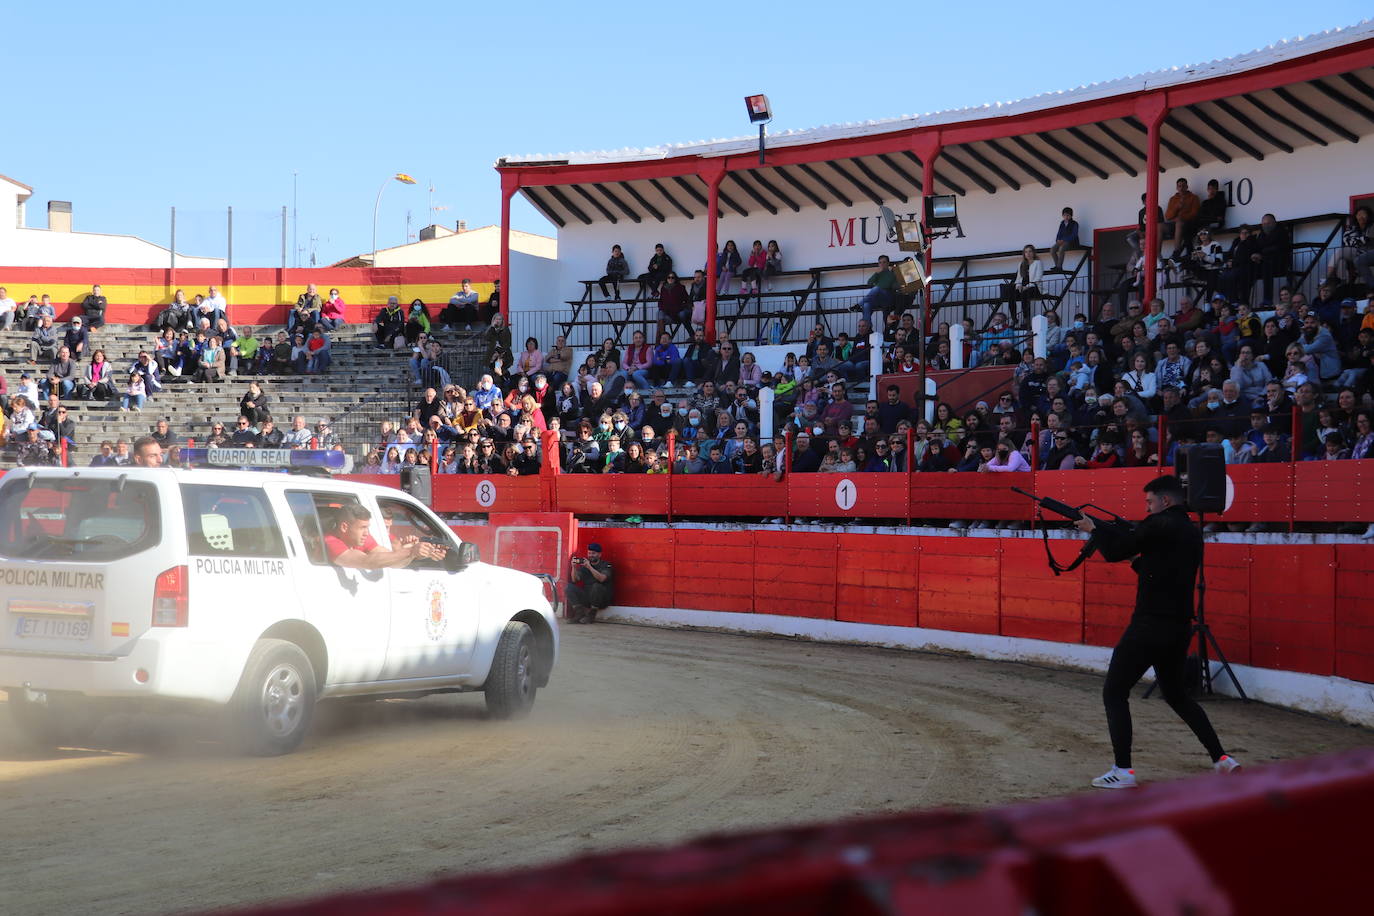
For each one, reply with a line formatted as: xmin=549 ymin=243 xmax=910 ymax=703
xmin=496 ymin=22 xmax=1374 ymax=346
xmin=0 ymin=173 xmax=224 ymax=268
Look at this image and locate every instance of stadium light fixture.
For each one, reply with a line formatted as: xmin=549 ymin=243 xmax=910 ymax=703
xmin=372 ymin=173 xmax=419 ymax=266
xmin=745 ymin=94 xmax=772 ymax=164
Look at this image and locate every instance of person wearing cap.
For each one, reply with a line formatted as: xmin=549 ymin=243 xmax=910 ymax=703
xmin=566 ymin=543 xmax=614 ymax=624
xmin=61 ymin=316 xmax=89 ymax=361
xmin=374 ymin=295 xmax=405 ymax=350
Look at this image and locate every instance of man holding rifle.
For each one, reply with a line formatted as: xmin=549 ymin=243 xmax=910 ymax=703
xmin=1071 ymin=476 xmax=1241 ymax=788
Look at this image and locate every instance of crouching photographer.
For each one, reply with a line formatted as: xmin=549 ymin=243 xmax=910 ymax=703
xmin=566 ymin=542 xmax=614 ymax=625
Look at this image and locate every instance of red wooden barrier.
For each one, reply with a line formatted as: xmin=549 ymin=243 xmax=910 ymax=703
xmin=671 ymin=475 xmax=788 ymax=518
xmin=233 ymin=744 xmax=1374 ymax=916
xmin=1334 ymin=545 xmax=1374 ymax=684
xmin=673 ymin=529 xmax=755 ymax=614
xmin=753 ymin=531 xmax=837 ymax=620
xmin=356 ymin=460 xmax=1374 ymax=526
xmin=835 ymin=533 xmax=920 ymax=627
xmin=915 ymin=538 xmax=1001 ymax=635
xmin=431 ymin=473 xmax=542 ymax=513
xmin=555 ymin=474 xmax=669 ymax=516
xmin=1248 ymin=545 xmax=1336 ymax=676
xmin=1294 ymin=460 xmax=1374 ymax=522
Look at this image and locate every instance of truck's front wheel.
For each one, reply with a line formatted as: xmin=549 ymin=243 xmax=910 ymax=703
xmin=484 ymin=621 xmax=537 ymax=719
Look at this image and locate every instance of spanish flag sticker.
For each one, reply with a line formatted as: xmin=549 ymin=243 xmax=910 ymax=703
xmin=111 ymin=622 xmax=130 ymax=637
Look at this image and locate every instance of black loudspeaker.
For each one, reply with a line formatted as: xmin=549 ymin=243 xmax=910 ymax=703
xmin=400 ymin=465 xmax=432 ymax=505
xmin=1177 ymin=444 xmax=1226 ymax=513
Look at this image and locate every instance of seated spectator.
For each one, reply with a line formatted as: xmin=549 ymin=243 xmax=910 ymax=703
xmin=622 ymin=330 xmax=653 ymax=389
xmin=374 ymin=296 xmax=405 ymax=349
xmin=42 ymin=346 xmax=78 ymax=400
xmin=637 ymin=244 xmax=673 ymax=299
xmin=264 ymin=331 xmax=294 ymax=374
xmin=1164 ymin=177 xmax=1201 ymax=261
xmin=230 ymin=415 xmax=261 ymax=447
xmin=0 ymin=285 xmax=15 ymax=330
xmin=688 ymin=269 xmax=709 ymax=325
xmin=62 ymin=316 xmax=89 ymax=362
xmin=305 ymin=328 xmax=331 ymax=374
xmin=715 ymin=240 xmax=742 ymax=295
xmin=439 ymin=279 xmax=480 ymax=330
xmin=1254 ymin=213 xmax=1292 ymax=303
xmin=321 ymin=288 xmax=346 ymax=330
xmin=81 ymin=284 xmax=108 ymax=329
xmin=289 ymin=283 xmax=322 ymax=335
xmin=239 ymin=381 xmax=270 ymax=424
xmin=196 ymin=335 xmax=227 ymax=382
xmin=1198 ymin=179 xmax=1228 ymax=232
xmin=598 ymin=246 xmax=629 ymax=300
xmin=257 ymin=417 xmax=284 ymax=448
xmin=859 ymin=255 xmax=897 ymax=327
xmin=740 ymin=240 xmax=767 ymax=295
xmin=120 ymin=371 xmax=146 ymax=412
xmin=149 ymin=418 xmax=174 ymax=449
xmin=656 ymin=273 xmax=692 ymax=339
xmin=404 ymin=299 xmax=432 ymax=345
xmin=1002 ymin=245 xmax=1045 ymax=327
xmin=1051 ymin=207 xmax=1079 ymax=271
xmin=29 ymin=317 xmax=58 ymax=364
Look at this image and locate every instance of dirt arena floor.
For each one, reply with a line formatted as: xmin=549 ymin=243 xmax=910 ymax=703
xmin=2 ymin=623 xmax=1370 ymax=915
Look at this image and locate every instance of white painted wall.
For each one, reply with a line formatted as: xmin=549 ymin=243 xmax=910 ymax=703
xmin=540 ymin=140 xmax=1371 ymax=306
xmin=0 ymin=181 xmax=225 ymax=268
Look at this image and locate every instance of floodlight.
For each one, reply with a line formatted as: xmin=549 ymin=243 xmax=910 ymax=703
xmin=744 ymin=94 xmax=772 ymax=123
xmin=925 ymin=194 xmax=958 ymax=229
xmin=895 ymin=258 xmax=932 ymax=295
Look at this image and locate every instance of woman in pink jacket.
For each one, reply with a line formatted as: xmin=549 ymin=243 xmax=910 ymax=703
xmin=740 ymin=240 xmax=767 ymax=294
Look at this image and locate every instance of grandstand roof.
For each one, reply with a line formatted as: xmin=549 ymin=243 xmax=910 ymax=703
xmin=496 ymin=21 xmax=1374 ymax=228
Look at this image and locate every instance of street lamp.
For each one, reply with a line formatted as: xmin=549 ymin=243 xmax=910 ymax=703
xmin=372 ymin=173 xmax=417 ymax=266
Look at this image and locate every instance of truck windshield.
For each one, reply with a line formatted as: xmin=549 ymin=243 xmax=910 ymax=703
xmin=0 ymin=476 xmax=161 ymax=561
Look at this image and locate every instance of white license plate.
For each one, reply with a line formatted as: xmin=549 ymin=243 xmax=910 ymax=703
xmin=15 ymin=617 xmax=92 ymax=640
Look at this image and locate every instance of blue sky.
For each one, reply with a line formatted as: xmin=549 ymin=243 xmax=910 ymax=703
xmin=7 ymin=1 xmax=1368 ymax=266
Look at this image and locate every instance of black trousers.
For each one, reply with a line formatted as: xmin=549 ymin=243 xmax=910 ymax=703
xmin=1103 ymin=618 xmax=1225 ymax=769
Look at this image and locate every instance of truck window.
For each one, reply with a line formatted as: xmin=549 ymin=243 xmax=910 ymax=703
xmin=0 ymin=477 xmax=161 ymax=561
xmin=181 ymin=484 xmax=286 ymax=558
xmin=286 ymin=490 xmax=369 ymax=567
xmin=377 ymin=497 xmax=453 ymax=571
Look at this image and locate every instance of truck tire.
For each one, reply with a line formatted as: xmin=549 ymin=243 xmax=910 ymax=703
xmin=484 ymin=621 xmax=537 ymax=719
xmin=7 ymin=690 xmax=102 ymax=748
xmin=231 ymin=639 xmax=317 ymax=756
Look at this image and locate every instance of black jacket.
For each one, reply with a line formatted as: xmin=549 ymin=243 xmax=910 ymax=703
xmin=1092 ymin=504 xmax=1201 ymax=625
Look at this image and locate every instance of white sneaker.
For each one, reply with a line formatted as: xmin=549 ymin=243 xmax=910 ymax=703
xmin=1213 ymin=754 xmax=1242 ymax=774
xmin=1362 ymin=523 xmax=1374 ymax=540
xmin=684 ymin=381 xmax=695 ymax=388
xmin=1092 ymin=766 xmax=1137 ymax=789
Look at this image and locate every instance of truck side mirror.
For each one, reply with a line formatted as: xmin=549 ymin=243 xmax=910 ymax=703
xmin=447 ymin=542 xmax=480 ymax=571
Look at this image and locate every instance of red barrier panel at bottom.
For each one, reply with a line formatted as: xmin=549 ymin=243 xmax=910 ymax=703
xmin=238 ymin=747 xmax=1374 ymax=916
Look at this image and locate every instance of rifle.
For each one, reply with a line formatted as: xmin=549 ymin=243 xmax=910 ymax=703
xmin=1010 ymin=487 xmax=1136 ymax=576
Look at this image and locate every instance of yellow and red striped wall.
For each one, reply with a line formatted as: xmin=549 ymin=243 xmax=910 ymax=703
xmin=0 ymin=265 xmax=498 ymax=325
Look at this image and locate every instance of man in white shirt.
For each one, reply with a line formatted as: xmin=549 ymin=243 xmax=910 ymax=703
xmin=0 ymin=286 xmax=15 ymax=330
xmin=204 ymin=285 xmax=228 ymax=315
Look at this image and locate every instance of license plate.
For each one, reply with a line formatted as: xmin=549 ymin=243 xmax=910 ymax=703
xmin=15 ymin=617 xmax=92 ymax=640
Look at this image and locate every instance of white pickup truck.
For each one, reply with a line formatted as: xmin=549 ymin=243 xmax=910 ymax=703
xmin=0 ymin=467 xmax=558 ymax=754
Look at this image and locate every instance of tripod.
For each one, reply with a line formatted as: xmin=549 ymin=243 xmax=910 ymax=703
xmin=1146 ymin=512 xmax=1248 ymax=700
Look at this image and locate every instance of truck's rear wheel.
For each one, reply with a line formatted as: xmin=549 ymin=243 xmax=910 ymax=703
xmin=484 ymin=621 xmax=537 ymax=719
xmin=7 ymin=690 xmax=102 ymax=748
xmin=231 ymin=639 xmax=317 ymax=756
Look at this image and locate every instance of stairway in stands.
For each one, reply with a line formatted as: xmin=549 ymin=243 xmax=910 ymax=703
xmin=0 ymin=323 xmax=486 ymax=466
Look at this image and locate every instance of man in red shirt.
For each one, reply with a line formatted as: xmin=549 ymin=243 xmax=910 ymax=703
xmin=325 ymin=504 xmax=425 ymax=569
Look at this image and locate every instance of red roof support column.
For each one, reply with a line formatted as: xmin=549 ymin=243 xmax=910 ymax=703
xmin=703 ymin=160 xmax=726 ymax=344
xmin=1138 ymin=94 xmax=1168 ymax=304
xmin=499 ymin=171 xmax=517 ymax=323
xmin=913 ymin=133 xmax=941 ymax=337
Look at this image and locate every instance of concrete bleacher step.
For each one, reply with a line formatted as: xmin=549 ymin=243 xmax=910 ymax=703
xmin=2 ymin=321 xmax=490 ymax=464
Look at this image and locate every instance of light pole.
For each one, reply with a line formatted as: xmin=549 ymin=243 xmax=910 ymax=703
xmin=372 ymin=173 xmax=417 ymax=266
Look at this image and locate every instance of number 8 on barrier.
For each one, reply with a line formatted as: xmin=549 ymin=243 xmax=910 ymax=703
xmin=475 ymin=479 xmax=497 ymax=508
